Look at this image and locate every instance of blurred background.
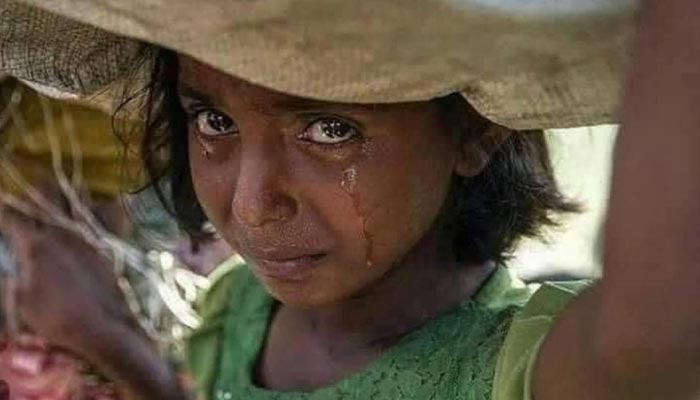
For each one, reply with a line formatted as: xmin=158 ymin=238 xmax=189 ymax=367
xmin=513 ymin=126 xmax=617 ymax=282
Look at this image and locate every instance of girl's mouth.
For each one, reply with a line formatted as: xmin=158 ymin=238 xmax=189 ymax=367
xmin=255 ymin=253 xmax=326 ymax=282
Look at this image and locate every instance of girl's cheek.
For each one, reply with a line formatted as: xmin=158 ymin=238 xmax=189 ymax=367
xmin=193 ymin=133 xmax=214 ymax=159
xmin=188 ymin=134 xmax=238 ymax=221
xmin=324 ymin=161 xmax=379 ymax=268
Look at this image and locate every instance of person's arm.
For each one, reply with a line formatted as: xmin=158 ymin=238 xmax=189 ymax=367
xmin=80 ymin=318 xmax=188 ymax=400
xmin=0 ymin=208 xmax=188 ymax=400
xmin=534 ymin=0 xmax=700 ymax=398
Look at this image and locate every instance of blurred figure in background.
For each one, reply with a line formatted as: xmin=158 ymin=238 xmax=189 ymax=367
xmin=0 ymin=80 xmax=206 ymax=399
xmin=0 ymin=78 xmax=133 ymax=398
xmin=174 ymin=235 xmax=235 ymax=277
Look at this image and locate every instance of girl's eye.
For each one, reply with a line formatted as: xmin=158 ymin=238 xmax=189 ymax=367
xmin=302 ymin=118 xmax=358 ymax=145
xmin=195 ymin=110 xmax=237 ymax=137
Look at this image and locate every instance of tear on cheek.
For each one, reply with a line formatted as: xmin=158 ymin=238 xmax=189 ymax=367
xmin=341 ymin=167 xmax=357 ymax=191
xmin=340 ymin=166 xmax=374 ymax=268
xmin=195 ymin=134 xmax=214 ymax=159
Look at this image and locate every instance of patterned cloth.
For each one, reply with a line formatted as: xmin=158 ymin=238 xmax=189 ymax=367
xmin=185 ymin=260 xmax=554 ymax=400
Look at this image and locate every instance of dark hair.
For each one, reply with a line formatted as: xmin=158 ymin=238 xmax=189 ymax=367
xmin=436 ymin=94 xmax=578 ymax=264
xmin=120 ymin=48 xmax=577 ymax=265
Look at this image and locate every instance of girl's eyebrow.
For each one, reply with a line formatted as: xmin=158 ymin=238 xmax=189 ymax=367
xmin=177 ymin=83 xmax=215 ymax=105
xmin=176 ymin=82 xmax=328 ymax=112
xmin=177 ymin=81 xmax=372 ymax=115
xmin=269 ymin=97 xmax=373 ymax=115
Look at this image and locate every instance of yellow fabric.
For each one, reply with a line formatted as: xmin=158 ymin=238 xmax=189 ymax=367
xmin=492 ymin=280 xmax=592 ymax=400
xmin=0 ymin=82 xmax=141 ymax=198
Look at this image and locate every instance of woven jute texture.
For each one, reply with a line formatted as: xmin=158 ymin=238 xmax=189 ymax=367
xmin=0 ymin=0 xmax=637 ymax=129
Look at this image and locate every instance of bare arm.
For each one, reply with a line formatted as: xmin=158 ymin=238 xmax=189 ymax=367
xmin=535 ymin=0 xmax=700 ymax=398
xmin=0 ymin=208 xmax=188 ymax=400
xmin=80 ymin=319 xmax=188 ymax=400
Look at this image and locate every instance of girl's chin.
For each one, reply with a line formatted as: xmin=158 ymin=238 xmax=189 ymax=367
xmin=252 ymin=257 xmax=385 ymax=308
xmin=268 ymin=289 xmax=337 ymax=309
xmin=260 ymin=276 xmax=349 ymax=309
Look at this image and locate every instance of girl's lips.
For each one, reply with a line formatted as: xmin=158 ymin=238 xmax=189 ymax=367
xmin=256 ymin=254 xmax=325 ymax=281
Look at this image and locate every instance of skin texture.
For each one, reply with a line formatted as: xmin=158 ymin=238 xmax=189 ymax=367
xmin=178 ymin=56 xmax=500 ymax=388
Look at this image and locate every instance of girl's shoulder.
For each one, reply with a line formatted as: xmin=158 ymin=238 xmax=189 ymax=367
xmin=194 ymin=256 xmax=259 ymax=324
xmin=185 ymin=262 xmax=591 ymax=400
xmin=184 ymin=257 xmax=263 ymax=399
xmin=492 ymin=279 xmax=593 ymax=400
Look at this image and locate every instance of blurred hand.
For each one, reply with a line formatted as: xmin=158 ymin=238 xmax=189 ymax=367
xmin=174 ymin=237 xmax=234 ymax=276
xmin=0 ymin=193 xmax=185 ymax=400
xmin=0 ymin=206 xmax=138 ymax=359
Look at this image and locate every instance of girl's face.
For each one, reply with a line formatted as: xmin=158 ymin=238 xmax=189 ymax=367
xmin=179 ymin=56 xmax=476 ymax=307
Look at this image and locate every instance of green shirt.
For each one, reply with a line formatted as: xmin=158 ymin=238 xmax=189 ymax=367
xmin=186 ymin=260 xmax=588 ymax=400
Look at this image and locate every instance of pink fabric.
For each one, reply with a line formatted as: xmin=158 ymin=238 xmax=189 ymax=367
xmin=0 ymin=335 xmax=118 ymax=400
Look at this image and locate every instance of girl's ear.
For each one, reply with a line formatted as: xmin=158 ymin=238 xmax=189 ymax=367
xmin=454 ymin=124 xmax=512 ymax=178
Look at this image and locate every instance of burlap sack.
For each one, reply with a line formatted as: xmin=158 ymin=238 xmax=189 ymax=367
xmin=0 ymin=0 xmax=637 ymax=129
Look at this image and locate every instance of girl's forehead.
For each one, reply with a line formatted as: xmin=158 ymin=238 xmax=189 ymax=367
xmin=178 ymin=55 xmax=290 ymax=104
xmin=177 ymin=54 xmax=437 ymax=117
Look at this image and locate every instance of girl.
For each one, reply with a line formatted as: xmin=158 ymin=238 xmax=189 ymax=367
xmin=150 ymin=50 xmax=577 ymax=399
xmin=2 ymin=1 xmax=700 ymax=399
